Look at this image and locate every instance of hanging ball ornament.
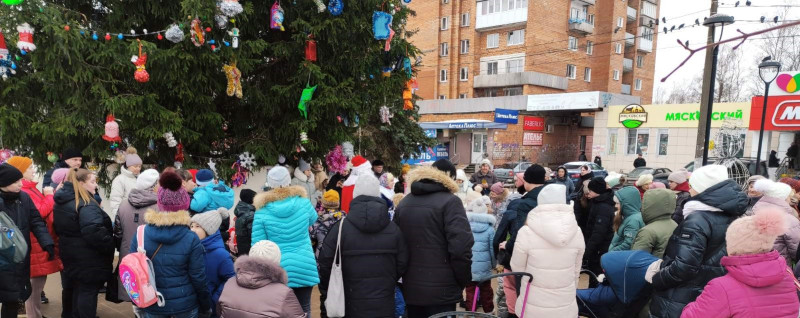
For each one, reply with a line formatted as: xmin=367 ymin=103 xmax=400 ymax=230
xmin=2 ymin=0 xmax=23 ymax=6
xmin=117 ymin=33 xmax=123 ymax=40
xmin=165 ymin=24 xmax=184 ymax=43
xmin=92 ymin=32 xmax=98 ymax=40
xmin=205 ymin=27 xmax=212 ymax=32
xmin=130 ymin=29 xmax=135 ymax=35
xmin=105 ymin=33 xmax=111 ymax=41
xmin=64 ymin=25 xmax=70 ymax=31
xmin=157 ymin=33 xmax=163 ymax=40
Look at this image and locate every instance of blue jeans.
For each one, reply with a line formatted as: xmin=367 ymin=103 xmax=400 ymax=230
xmin=135 ymin=308 xmax=198 ymax=318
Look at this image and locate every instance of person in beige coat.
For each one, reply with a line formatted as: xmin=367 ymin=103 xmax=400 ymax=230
xmin=218 ymin=240 xmax=305 ymax=318
xmin=510 ymin=183 xmax=585 ymax=318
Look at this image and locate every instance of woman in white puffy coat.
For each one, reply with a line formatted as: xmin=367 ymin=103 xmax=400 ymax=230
xmin=510 ymin=183 xmax=585 ymax=317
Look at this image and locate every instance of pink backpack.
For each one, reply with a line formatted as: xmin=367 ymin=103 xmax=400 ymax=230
xmin=119 ymin=225 xmax=165 ymax=308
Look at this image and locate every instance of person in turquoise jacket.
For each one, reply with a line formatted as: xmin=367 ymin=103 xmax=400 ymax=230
xmin=251 ymin=166 xmax=319 ymax=316
xmin=609 ymin=186 xmax=645 ymax=252
xmin=190 ymin=169 xmax=235 ymax=213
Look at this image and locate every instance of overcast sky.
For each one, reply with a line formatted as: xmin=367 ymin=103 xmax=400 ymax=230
xmin=653 ymin=0 xmax=799 ymax=95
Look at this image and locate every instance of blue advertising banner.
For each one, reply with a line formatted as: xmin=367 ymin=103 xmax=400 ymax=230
xmin=402 ymin=145 xmax=449 ymax=165
xmin=494 ymin=109 xmax=519 ymax=124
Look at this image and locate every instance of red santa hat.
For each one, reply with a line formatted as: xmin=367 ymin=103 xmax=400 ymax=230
xmin=0 ymin=30 xmax=8 ymax=55
xmin=351 ymin=155 xmax=368 ymax=167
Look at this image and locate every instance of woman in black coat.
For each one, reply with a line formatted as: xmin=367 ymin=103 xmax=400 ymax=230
xmin=583 ymin=177 xmax=616 ymax=287
xmin=0 ymin=164 xmax=54 ymax=318
xmin=53 ymin=169 xmax=114 ymax=318
xmin=319 ymin=174 xmax=409 ymax=318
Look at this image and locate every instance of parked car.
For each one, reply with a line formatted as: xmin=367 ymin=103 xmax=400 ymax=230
xmin=496 ymin=162 xmax=532 ymax=184
xmin=624 ymin=167 xmax=672 ymax=186
xmin=685 ymin=158 xmax=768 ymax=178
xmin=563 ymin=161 xmax=608 ymax=184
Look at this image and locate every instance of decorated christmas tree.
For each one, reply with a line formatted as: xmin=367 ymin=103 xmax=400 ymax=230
xmin=0 ymin=0 xmax=431 ymax=181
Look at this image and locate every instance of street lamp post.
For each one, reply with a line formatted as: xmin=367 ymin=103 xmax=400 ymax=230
xmin=756 ymin=56 xmax=781 ymax=176
xmin=700 ymin=14 xmax=735 ymax=166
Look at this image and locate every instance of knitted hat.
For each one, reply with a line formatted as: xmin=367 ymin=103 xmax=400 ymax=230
xmin=480 ymin=159 xmax=492 ymax=169
xmin=353 ymin=174 xmax=381 ymax=198
xmin=51 ymin=168 xmax=70 ymax=185
xmin=195 ymin=169 xmax=214 ymax=187
xmin=267 ymin=166 xmax=292 ymax=189
xmin=6 ymin=156 xmax=32 ymax=173
xmin=380 ymin=173 xmax=395 ymax=189
xmin=322 ymin=190 xmax=340 ymax=209
xmin=249 ymin=240 xmax=282 ymax=264
xmin=191 ymin=208 xmax=230 ymax=236
xmin=636 ymin=174 xmax=654 ymax=187
xmin=240 ymin=189 xmax=257 ymax=205
xmin=401 ymin=164 xmax=411 ymax=176
xmin=465 ymin=189 xmax=482 ymax=205
xmin=468 ymin=196 xmax=491 ymax=214
xmin=432 ymin=159 xmax=456 ymax=179
xmin=277 ymin=155 xmax=287 ymax=166
xmin=689 ymin=165 xmax=728 ymax=194
xmin=490 ymin=182 xmax=504 ymax=195
xmin=538 ymin=184 xmax=567 ymax=205
xmin=588 ymin=176 xmax=609 ymax=194
xmin=649 ymin=182 xmax=666 ymax=189
xmin=605 ymin=172 xmax=622 ymax=188
xmin=754 ymin=179 xmax=792 ymax=200
xmin=61 ymin=148 xmax=82 ymax=160
xmin=515 ymin=172 xmax=525 ymax=188
xmin=125 ymin=147 xmax=142 ymax=167
xmin=135 ymin=169 xmax=160 ymax=190
xmin=668 ymin=171 xmax=688 ymax=184
xmin=726 ymin=208 xmax=787 ymax=256
xmin=523 ymin=164 xmax=545 ymax=184
xmin=157 ymin=172 xmax=191 ymax=212
xmin=0 ymin=163 xmax=23 ymax=187
xmin=456 ymin=169 xmax=468 ymax=183
xmin=298 ymin=158 xmax=311 ymax=172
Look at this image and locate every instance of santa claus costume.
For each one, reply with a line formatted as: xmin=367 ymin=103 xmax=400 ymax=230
xmin=341 ymin=155 xmax=372 ymax=213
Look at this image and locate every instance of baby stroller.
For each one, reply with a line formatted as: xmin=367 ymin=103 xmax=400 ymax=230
xmin=577 ymin=250 xmax=658 ymax=318
xmin=428 ymin=272 xmax=533 ymax=318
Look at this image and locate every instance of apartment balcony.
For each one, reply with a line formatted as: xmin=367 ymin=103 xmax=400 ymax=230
xmin=473 ymin=71 xmax=568 ymax=90
xmin=569 ymin=19 xmax=594 ymax=35
xmin=643 ymin=0 xmax=658 ymax=4
xmin=627 ymin=7 xmax=637 ymax=21
xmin=640 ymin=16 xmax=656 ymax=27
xmin=625 ymin=32 xmax=635 ymax=46
xmin=475 ymin=7 xmax=528 ymax=31
xmin=574 ymin=0 xmax=595 ymax=5
xmin=623 ymin=58 xmax=633 ymax=72
xmin=638 ymin=38 xmax=653 ymax=53
xmin=621 ymin=84 xmax=632 ymax=95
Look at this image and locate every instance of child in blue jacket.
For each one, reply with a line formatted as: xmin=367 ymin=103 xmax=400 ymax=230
xmin=190 ymin=208 xmax=235 ymax=318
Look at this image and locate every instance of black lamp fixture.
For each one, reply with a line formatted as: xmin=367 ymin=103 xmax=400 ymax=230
xmin=755 ymin=56 xmax=782 ymax=176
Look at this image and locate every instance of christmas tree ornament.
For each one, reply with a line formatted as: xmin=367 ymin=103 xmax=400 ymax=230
xmin=205 ymin=27 xmax=212 ymax=32
xmin=328 ymin=0 xmax=343 ymax=16
xmin=300 ymin=131 xmax=309 ymax=144
xmin=207 ymin=158 xmax=217 ymax=173
xmin=163 ymin=132 xmax=178 ymax=147
xmin=46 ymin=152 xmax=58 ymax=163
xmin=271 ymin=1 xmax=285 ymax=31
xmin=228 ymin=27 xmax=240 ymax=48
xmin=143 ymin=29 xmax=148 ymax=34
xmin=157 ymin=33 xmax=163 ymax=40
xmin=313 ymin=0 xmax=325 ymax=12
xmin=190 ymin=18 xmax=205 ymax=46
xmin=131 ymin=40 xmax=149 ymax=83
xmin=130 ymin=29 xmax=136 ymax=35
xmin=325 ymin=145 xmax=347 ymax=174
xmin=380 ymin=105 xmax=393 ymax=125
xmin=403 ymin=79 xmax=414 ymax=110
xmin=297 ymin=84 xmax=317 ymax=119
xmin=305 ymin=34 xmax=317 ymax=62
xmin=403 ymin=56 xmax=412 ymax=78
xmin=400 ymin=0 xmax=411 ymax=5
xmin=0 ymin=149 xmax=13 ymax=164
xmin=384 ymin=28 xmax=394 ymax=51
xmin=114 ymin=149 xmax=126 ymax=164
xmin=238 ymin=152 xmax=257 ymax=170
xmin=117 ymin=33 xmax=123 ymax=40
xmin=102 ymin=114 xmax=122 ymax=142
xmin=223 ymin=62 xmax=243 ymax=98
xmin=215 ymin=15 xmax=228 ymax=29
xmin=165 ymin=24 xmax=184 ymax=43
xmin=173 ymin=161 xmax=183 ymax=169
xmin=92 ymin=32 xmax=98 ymax=41
xmin=230 ymin=160 xmax=248 ymax=187
xmin=64 ymin=25 xmax=70 ymax=31
xmin=372 ymin=11 xmax=393 ymax=40
xmin=105 ymin=33 xmax=111 ymax=41
xmin=2 ymin=0 xmax=23 ymax=6
xmin=147 ymin=139 xmax=155 ymax=151
xmin=381 ymin=66 xmax=392 ymax=77
xmin=0 ymin=30 xmax=17 ymax=80
xmin=219 ymin=0 xmax=243 ymax=17
xmin=16 ymin=23 xmax=36 ymax=52
xmin=342 ymin=142 xmax=355 ymax=159
xmin=175 ymin=143 xmax=185 ymax=162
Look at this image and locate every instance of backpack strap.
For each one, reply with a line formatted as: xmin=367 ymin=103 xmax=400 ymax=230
xmin=136 ymin=225 xmax=147 ymax=253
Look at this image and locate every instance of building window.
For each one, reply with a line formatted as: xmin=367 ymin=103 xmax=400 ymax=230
xmin=587 ymin=14 xmax=595 ymax=25
xmin=506 ymin=59 xmax=523 ymax=73
xmin=608 ymin=129 xmax=618 ymax=155
xmin=584 ymin=67 xmax=591 ymax=82
xmin=504 ymin=87 xmax=523 ymax=96
xmin=439 ymin=95 xmax=446 ymax=99
xmin=460 ymin=67 xmax=469 ymax=81
xmin=487 ymin=61 xmax=498 ymax=75
xmin=627 ymin=128 xmax=650 ymax=155
xmin=479 ymin=0 xmax=527 ymax=15
xmin=615 ymin=43 xmax=622 ymax=54
xmin=460 ymin=39 xmax=470 ymax=54
xmin=461 ymin=12 xmax=470 ymax=26
xmin=441 ymin=16 xmax=449 ymax=30
xmin=486 ymin=89 xmax=499 ymax=97
xmin=440 ymin=42 xmax=449 ymax=56
xmin=617 ymin=17 xmax=624 ymax=28
xmin=508 ymin=29 xmax=525 ymax=46
xmin=613 ymin=70 xmax=620 ymax=81
xmin=586 ymin=41 xmax=594 ymax=55
xmin=439 ymin=69 xmax=448 ymax=82
xmin=636 ymin=55 xmax=644 ymax=68
xmin=635 ymin=79 xmax=642 ymax=90
xmin=568 ymin=36 xmax=578 ymax=51
xmin=639 ymin=26 xmax=654 ymax=41
xmin=442 ymin=0 xmax=449 ymax=3
xmin=566 ymin=64 xmax=577 ymax=79
xmin=658 ymin=129 xmax=669 ymax=156
xmin=459 ymin=93 xmax=468 ymax=99
xmin=487 ymin=33 xmax=499 ymax=48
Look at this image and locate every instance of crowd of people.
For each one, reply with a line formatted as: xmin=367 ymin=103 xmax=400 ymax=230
xmin=3 ymin=148 xmax=800 ymax=318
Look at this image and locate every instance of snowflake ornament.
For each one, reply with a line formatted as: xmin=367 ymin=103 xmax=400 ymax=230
xmin=238 ymin=152 xmax=257 ymax=170
xmin=380 ymin=105 xmax=393 ymax=125
xmin=163 ymin=132 xmax=178 ymax=147
xmin=208 ymin=158 xmax=217 ymax=173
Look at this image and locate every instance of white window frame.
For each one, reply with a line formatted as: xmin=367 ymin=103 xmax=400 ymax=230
xmin=636 ymin=55 xmax=644 ymax=68
xmin=588 ymin=14 xmax=595 ymax=25
xmin=487 ymin=61 xmax=499 ymax=75
xmin=615 ymin=43 xmax=622 ymax=54
xmin=461 ymin=12 xmax=470 ymax=27
xmin=441 ymin=16 xmax=450 ymax=30
xmin=566 ymin=64 xmax=577 ymax=79
xmin=635 ymin=79 xmax=643 ymax=90
xmin=658 ymin=129 xmax=669 ymax=156
xmin=460 ymin=67 xmax=469 ymax=81
xmin=584 ymin=67 xmax=591 ymax=82
xmin=440 ymin=69 xmax=448 ymax=82
xmin=608 ymin=129 xmax=618 ymax=155
xmin=613 ymin=70 xmax=620 ymax=81
xmin=627 ymin=128 xmax=650 ymax=155
xmin=459 ymin=93 xmax=468 ymax=99
xmin=506 ymin=58 xmax=523 ymax=73
xmin=617 ymin=17 xmax=624 ymax=28
xmin=503 ymin=87 xmax=523 ymax=96
xmin=639 ymin=26 xmax=654 ymax=41
xmin=487 ymin=33 xmax=499 ymax=48
xmin=507 ymin=29 xmax=525 ymax=46
xmin=460 ymin=39 xmax=470 ymax=54
xmin=586 ymin=41 xmax=594 ymax=55
xmin=568 ymin=36 xmax=578 ymax=51
xmin=440 ymin=42 xmax=449 ymax=56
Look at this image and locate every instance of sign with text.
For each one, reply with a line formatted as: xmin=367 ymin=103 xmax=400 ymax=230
xmin=750 ymin=95 xmax=800 ymax=130
xmin=424 ymin=129 xmax=437 ymax=138
xmin=523 ymin=116 xmax=545 ymax=131
xmin=402 ymin=145 xmax=449 ymax=165
xmin=523 ymin=132 xmax=543 ymax=146
xmin=527 ymin=92 xmax=600 ymax=111
xmin=494 ymin=109 xmax=519 ymax=124
xmin=606 ymin=103 xmax=751 ymax=128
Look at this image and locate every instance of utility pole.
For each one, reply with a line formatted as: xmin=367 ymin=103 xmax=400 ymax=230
xmin=695 ymin=0 xmax=719 ymax=166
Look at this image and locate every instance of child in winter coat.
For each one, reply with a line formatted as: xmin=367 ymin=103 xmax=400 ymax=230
xmin=632 ymin=189 xmax=678 ymax=258
xmin=465 ymin=196 xmax=496 ymax=313
xmin=680 ymin=208 xmax=800 ymax=318
xmin=190 ymin=169 xmax=235 ymax=213
xmin=217 ymin=240 xmax=305 ymax=318
xmin=752 ymin=179 xmax=800 ymax=265
xmin=233 ymin=189 xmax=257 ymax=256
xmin=311 ymin=190 xmax=344 ymax=257
xmin=609 ymin=186 xmax=645 ymax=252
xmin=191 ymin=208 xmax=236 ymax=318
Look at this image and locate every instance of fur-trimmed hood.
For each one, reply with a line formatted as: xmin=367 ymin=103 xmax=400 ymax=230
xmin=253 ymin=186 xmax=308 ymax=210
xmin=144 ymin=209 xmax=192 ymax=227
xmin=233 ymin=255 xmax=288 ymax=289
xmin=143 ymin=210 xmax=193 ymax=245
xmin=406 ymin=166 xmax=459 ymax=194
xmin=467 ymin=212 xmax=496 ymax=234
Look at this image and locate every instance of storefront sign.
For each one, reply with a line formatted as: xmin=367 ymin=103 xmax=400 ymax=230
xmin=523 ymin=116 xmax=545 ymax=131
xmin=402 ymin=145 xmax=449 ymax=165
xmin=494 ymin=109 xmax=519 ymax=124
xmin=769 ymin=71 xmax=800 ymax=96
xmin=618 ymin=104 xmax=648 ymax=128
xmin=750 ymin=95 xmax=800 ymax=130
xmin=523 ymin=132 xmax=543 ymax=146
xmin=606 ymin=103 xmax=751 ymax=128
xmin=527 ymin=92 xmax=600 ymax=111
xmin=424 ymin=129 xmax=437 ymax=138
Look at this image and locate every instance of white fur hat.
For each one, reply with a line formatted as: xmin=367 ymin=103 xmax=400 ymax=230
xmin=135 ymin=169 xmax=160 ymax=190
xmin=538 ymin=184 xmax=567 ymax=205
xmin=250 ymin=240 xmax=282 ymax=263
xmin=353 ymin=173 xmax=381 ymax=198
xmin=754 ymin=179 xmax=793 ymax=200
xmin=636 ymin=174 xmax=654 ymax=187
xmin=468 ymin=196 xmax=491 ymax=214
xmin=689 ymin=165 xmax=728 ymax=194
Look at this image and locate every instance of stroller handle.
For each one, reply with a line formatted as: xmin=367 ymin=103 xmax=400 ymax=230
xmin=477 ymin=271 xmax=533 ymax=284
